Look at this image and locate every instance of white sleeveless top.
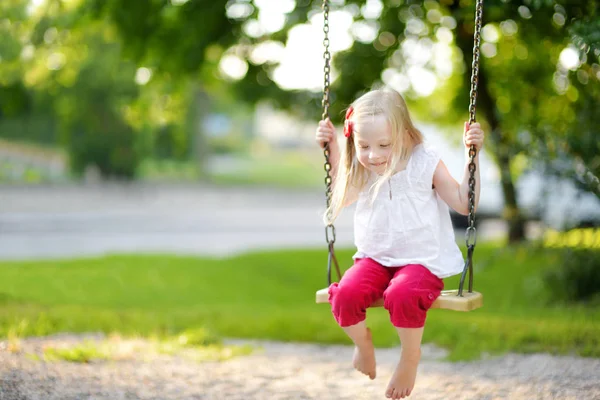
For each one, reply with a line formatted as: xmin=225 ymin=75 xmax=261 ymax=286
xmin=353 ymin=143 xmax=464 ymax=278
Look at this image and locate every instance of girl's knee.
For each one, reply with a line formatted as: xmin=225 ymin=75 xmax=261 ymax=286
xmin=384 ymin=285 xmax=417 ymax=308
xmin=383 ymin=286 xmax=438 ymax=328
xmin=329 ymin=282 xmax=367 ymax=309
xmin=328 ymin=282 xmax=374 ymax=326
xmin=384 ymin=284 xmax=438 ymax=309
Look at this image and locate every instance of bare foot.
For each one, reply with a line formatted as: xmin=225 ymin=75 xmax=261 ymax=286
xmin=352 ymin=328 xmax=376 ymax=379
xmin=385 ymin=349 xmax=421 ymax=399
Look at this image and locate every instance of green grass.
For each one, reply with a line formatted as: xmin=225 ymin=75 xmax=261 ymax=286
xmin=209 ymin=152 xmax=324 ymax=188
xmin=0 ymin=244 xmax=598 ymax=361
xmin=35 ymin=329 xmax=253 ymax=364
xmin=139 ymin=150 xmax=324 ymax=188
xmin=42 ymin=341 xmax=111 ymax=363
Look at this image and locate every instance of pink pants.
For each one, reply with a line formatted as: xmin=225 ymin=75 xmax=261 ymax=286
xmin=328 ymin=258 xmax=444 ymax=328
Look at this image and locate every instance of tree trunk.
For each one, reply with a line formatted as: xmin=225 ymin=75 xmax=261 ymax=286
xmin=457 ymin=24 xmax=526 ymax=243
xmin=478 ymin=71 xmax=526 ymax=242
xmin=186 ymin=82 xmax=210 ymax=181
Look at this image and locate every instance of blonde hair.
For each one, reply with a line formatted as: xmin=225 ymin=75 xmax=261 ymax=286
xmin=325 ymin=87 xmax=423 ymax=224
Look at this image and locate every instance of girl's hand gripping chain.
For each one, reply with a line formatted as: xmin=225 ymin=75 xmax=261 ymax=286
xmin=463 ymin=122 xmax=485 ymax=151
xmin=316 ymin=118 xmax=337 ymax=149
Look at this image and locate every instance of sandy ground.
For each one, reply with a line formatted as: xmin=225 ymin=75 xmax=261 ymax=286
xmin=1 ymin=334 xmax=599 ymax=400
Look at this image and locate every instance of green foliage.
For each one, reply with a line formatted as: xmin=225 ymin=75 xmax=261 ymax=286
xmin=0 ymin=244 xmax=598 ymax=360
xmin=153 ymin=124 xmax=187 ymax=160
xmin=3 ymin=0 xmax=598 ymax=190
xmin=0 ymin=1 xmax=29 ymax=86
xmin=66 ymin=114 xmax=140 ymax=179
xmin=80 ymin=0 xmax=598 ymax=235
xmin=0 ymin=2 xmax=155 ymax=179
xmin=0 ymin=114 xmax=58 ymax=144
xmin=0 ymin=83 xmax=30 ymax=117
xmin=543 ymin=247 xmax=600 ymax=304
xmin=81 ymin=0 xmax=241 ymax=74
xmin=49 ymin=24 xmax=148 ymax=179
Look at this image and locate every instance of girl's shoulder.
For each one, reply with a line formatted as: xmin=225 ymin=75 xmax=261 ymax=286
xmin=408 ymin=142 xmax=442 ymax=183
xmin=416 ymin=141 xmax=441 ymax=159
xmin=411 ymin=142 xmax=441 ymax=168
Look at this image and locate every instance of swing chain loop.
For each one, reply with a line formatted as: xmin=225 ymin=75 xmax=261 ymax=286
xmin=325 ymin=224 xmax=336 ymax=245
xmin=465 ymin=226 xmax=477 ymax=247
xmin=458 ymin=244 xmax=475 ymax=296
xmin=327 ymin=241 xmax=342 ymax=285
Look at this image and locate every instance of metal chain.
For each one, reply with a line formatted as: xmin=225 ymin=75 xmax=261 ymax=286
xmin=466 ymin=0 xmax=483 ymax=244
xmin=321 ymin=0 xmax=340 ymax=285
xmin=322 ymin=0 xmax=333 ymax=234
xmin=459 ymin=0 xmax=483 ymax=296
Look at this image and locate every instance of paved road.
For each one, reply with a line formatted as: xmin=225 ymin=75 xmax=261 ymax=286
xmin=0 ymin=184 xmax=505 ymax=261
xmin=0 ymin=184 xmax=357 ymax=260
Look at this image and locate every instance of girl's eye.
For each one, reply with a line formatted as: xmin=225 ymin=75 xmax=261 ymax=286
xmin=359 ymin=145 xmax=369 ymax=149
xmin=380 ymin=144 xmax=390 ymax=148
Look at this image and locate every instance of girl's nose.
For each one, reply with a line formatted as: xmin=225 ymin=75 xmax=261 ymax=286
xmin=369 ymin=150 xmax=382 ymax=160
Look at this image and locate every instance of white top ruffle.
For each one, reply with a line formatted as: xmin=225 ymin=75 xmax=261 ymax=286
xmin=353 ymin=143 xmax=465 ymax=278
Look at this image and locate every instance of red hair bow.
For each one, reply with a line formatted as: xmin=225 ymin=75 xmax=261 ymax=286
xmin=344 ymin=106 xmax=354 ymax=138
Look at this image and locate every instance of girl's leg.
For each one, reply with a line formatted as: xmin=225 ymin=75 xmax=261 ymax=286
xmin=343 ymin=319 xmax=376 ymax=379
xmin=387 ymin=327 xmax=424 ymax=399
xmin=328 ymin=258 xmax=392 ymax=379
xmin=382 ymin=264 xmax=443 ymax=399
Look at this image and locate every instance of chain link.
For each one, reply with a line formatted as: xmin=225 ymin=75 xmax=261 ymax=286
xmin=465 ymin=0 xmax=483 ymax=248
xmin=321 ymin=0 xmax=334 ymax=244
xmin=321 ymin=0 xmax=340 ymax=285
xmin=459 ymin=0 xmax=483 ymax=296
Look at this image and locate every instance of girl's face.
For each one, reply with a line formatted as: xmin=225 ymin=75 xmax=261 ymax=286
xmin=353 ymin=114 xmax=393 ymax=175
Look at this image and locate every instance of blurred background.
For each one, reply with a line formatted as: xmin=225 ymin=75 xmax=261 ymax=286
xmin=1 ymin=0 xmax=598 ymax=259
xmin=0 ymin=0 xmax=599 ymax=370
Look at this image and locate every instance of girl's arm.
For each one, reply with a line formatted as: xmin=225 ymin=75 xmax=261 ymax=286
xmin=432 ymin=123 xmax=484 ymax=215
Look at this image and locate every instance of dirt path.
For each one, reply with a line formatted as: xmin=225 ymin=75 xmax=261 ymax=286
xmin=1 ymin=334 xmax=599 ymax=400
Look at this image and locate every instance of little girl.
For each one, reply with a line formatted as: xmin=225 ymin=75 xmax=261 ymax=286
xmin=315 ymin=87 xmax=484 ymax=399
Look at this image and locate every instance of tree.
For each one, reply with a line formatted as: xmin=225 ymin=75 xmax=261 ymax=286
xmin=78 ymin=0 xmax=248 ymax=176
xmin=1 ymin=0 xmax=209 ymax=178
xmin=0 ymin=0 xmax=56 ymax=144
xmin=79 ymin=0 xmax=599 ymax=238
xmin=1 ymin=0 xmax=150 ymax=178
xmin=534 ymin=15 xmax=600 ymax=201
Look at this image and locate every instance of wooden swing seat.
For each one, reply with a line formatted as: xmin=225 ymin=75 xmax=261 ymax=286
xmin=315 ymin=288 xmax=483 ymax=312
